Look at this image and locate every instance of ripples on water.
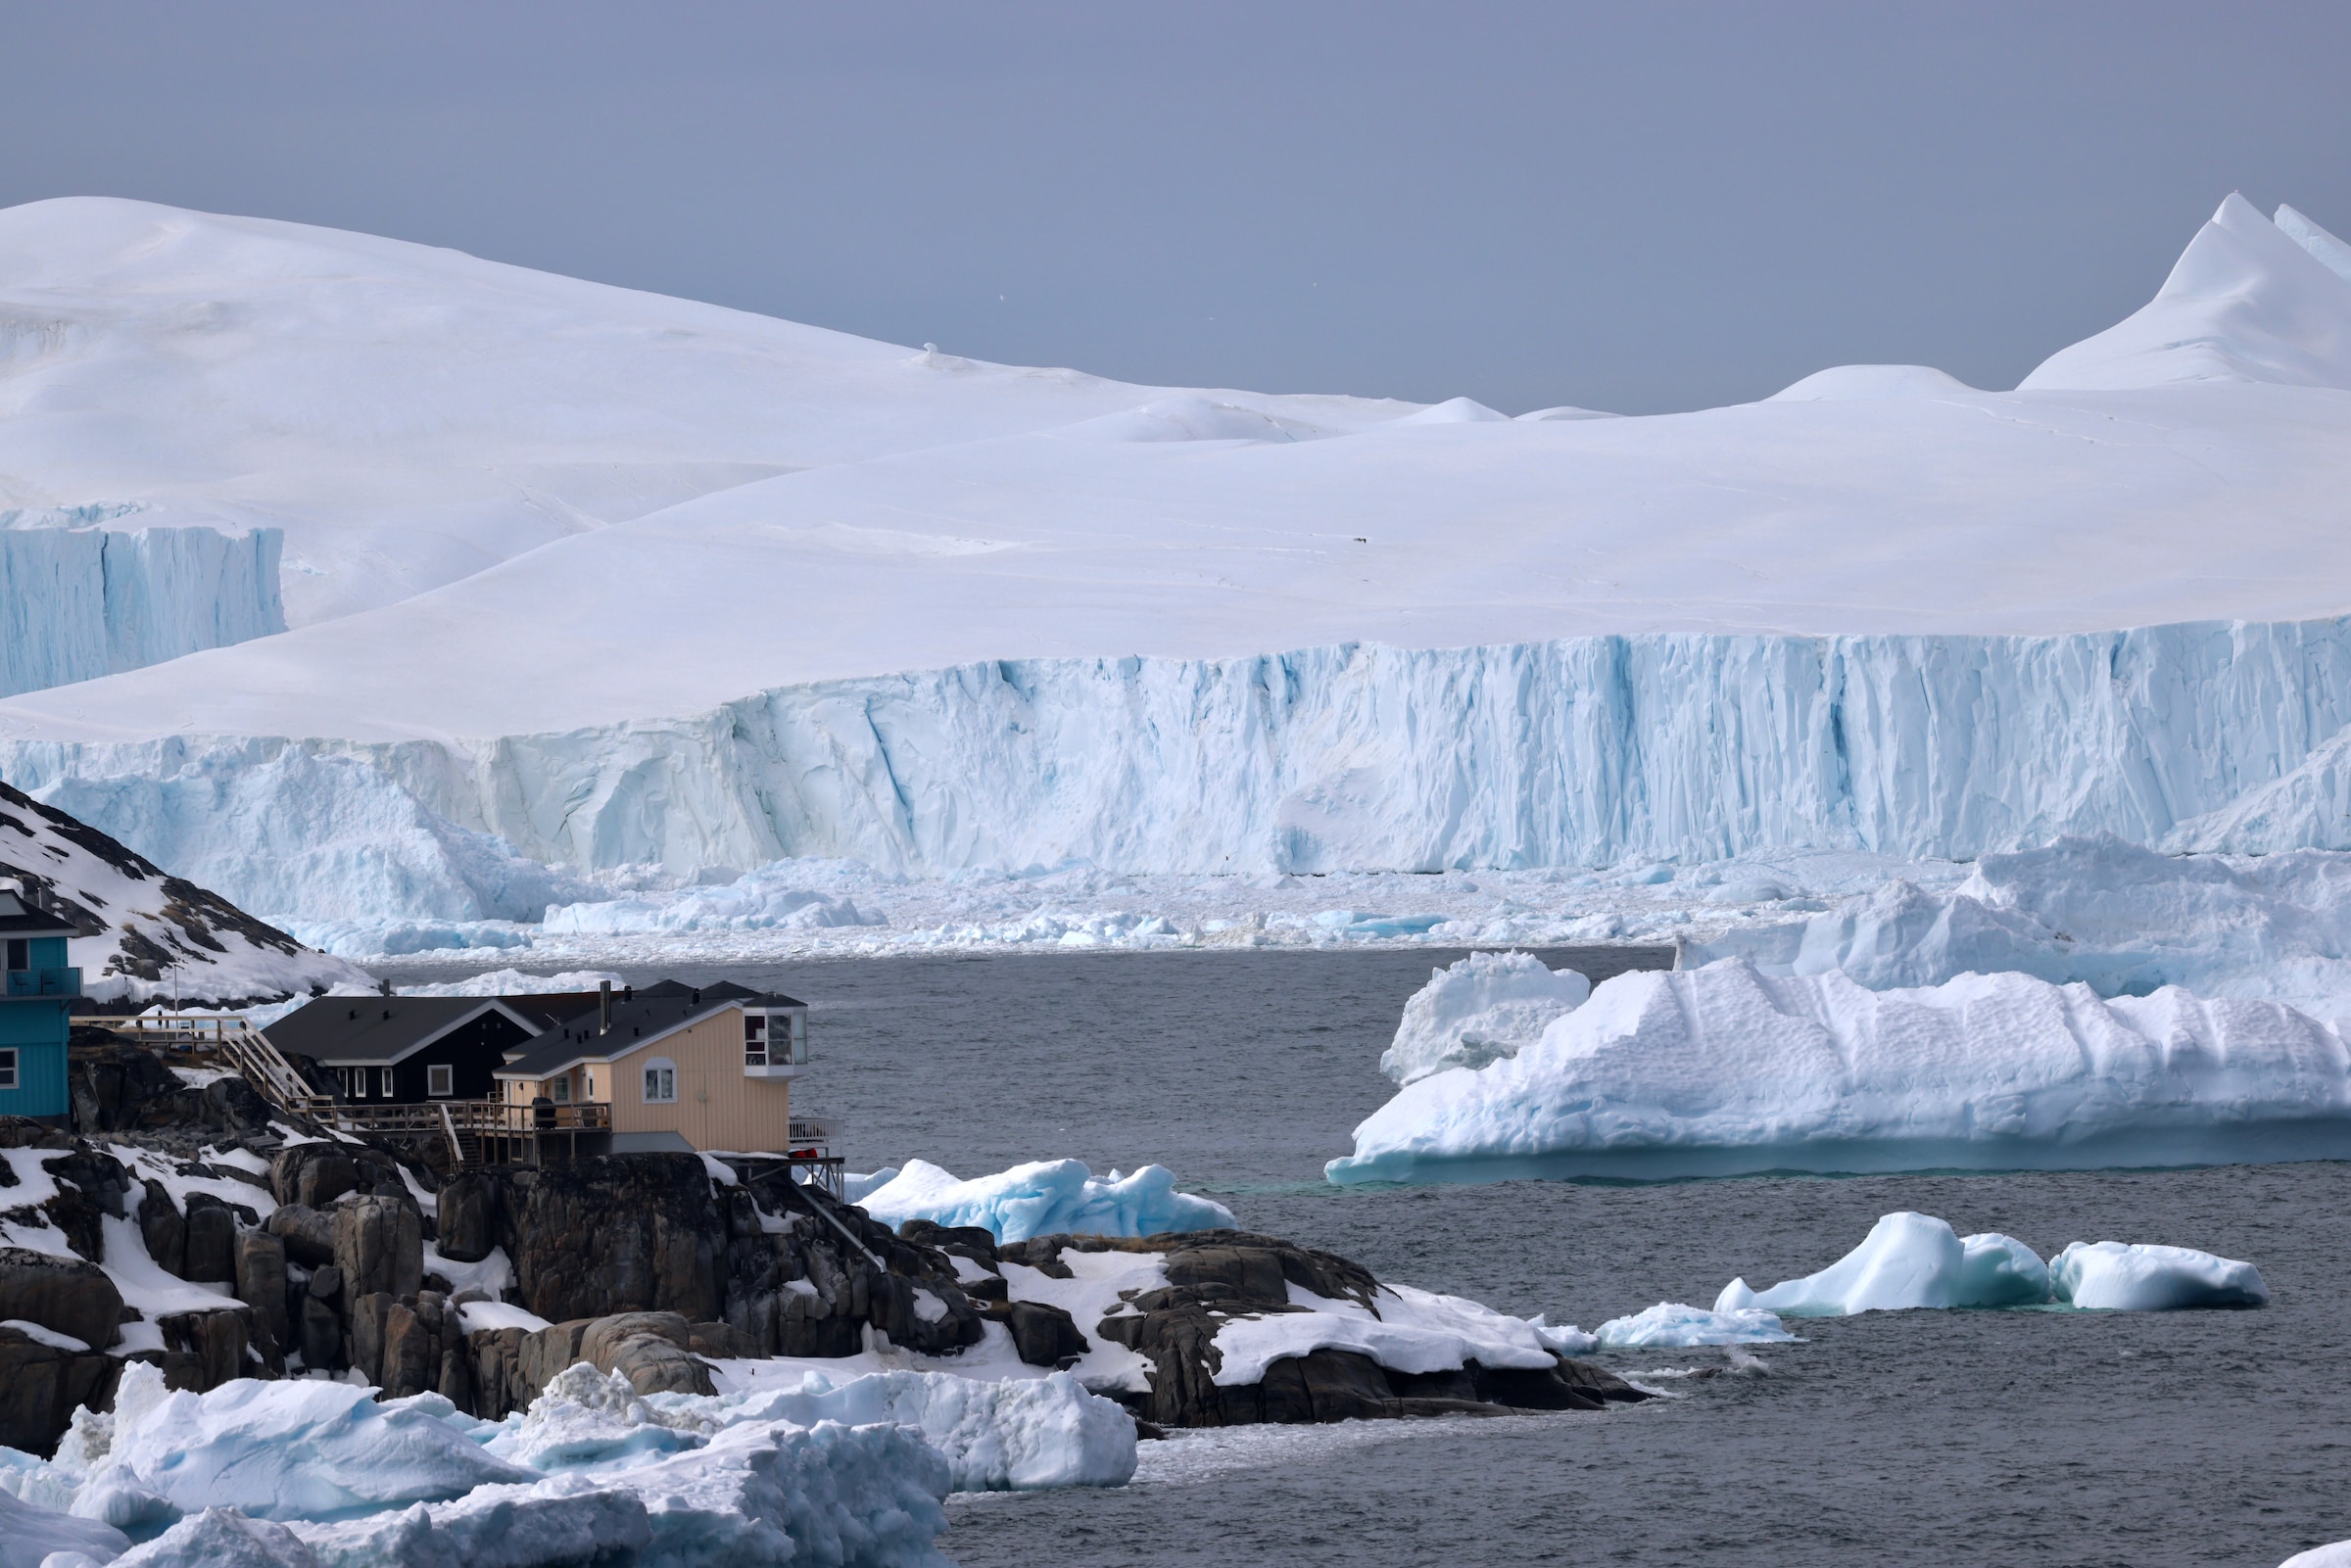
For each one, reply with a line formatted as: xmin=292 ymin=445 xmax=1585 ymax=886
xmin=416 ymin=948 xmax=2351 ymax=1568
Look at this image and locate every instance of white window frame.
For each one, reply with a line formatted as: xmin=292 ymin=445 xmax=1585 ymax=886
xmin=550 ymin=1074 xmax=571 ymax=1105
xmin=377 ymin=1067 xmax=395 ymax=1099
xmin=643 ymin=1058 xmax=678 ymax=1104
xmin=0 ymin=1047 xmax=18 ymax=1090
xmin=426 ymin=1064 xmax=454 ymax=1097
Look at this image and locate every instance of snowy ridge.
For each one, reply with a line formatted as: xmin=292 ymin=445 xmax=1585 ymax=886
xmin=16 ymin=618 xmax=2351 ymax=923
xmin=0 ymin=778 xmax=365 ymax=1004
xmin=2023 ymin=194 xmax=2351 ymax=391
xmin=0 ymin=525 xmax=282 ymax=697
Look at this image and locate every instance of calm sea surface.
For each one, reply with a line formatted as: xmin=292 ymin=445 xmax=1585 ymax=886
xmin=401 ymin=947 xmax=2351 ymax=1567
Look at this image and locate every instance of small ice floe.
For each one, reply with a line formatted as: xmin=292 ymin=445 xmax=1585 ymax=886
xmin=1594 ymin=1302 xmax=1797 ymax=1348
xmin=1714 ymin=1212 xmax=2264 ymax=1315
xmin=851 ymin=1158 xmax=1234 ymax=1243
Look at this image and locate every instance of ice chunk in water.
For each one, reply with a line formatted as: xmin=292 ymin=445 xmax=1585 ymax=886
xmin=1594 ymin=1303 xmax=1796 ymax=1348
xmin=2049 ymin=1241 xmax=2268 ymax=1309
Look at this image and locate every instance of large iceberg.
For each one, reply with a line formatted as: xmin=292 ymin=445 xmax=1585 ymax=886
xmin=9 ymin=200 xmax=2351 ymax=925
xmin=853 ymin=1158 xmax=1235 ymax=1243
xmin=1692 ymin=834 xmax=2351 ymax=1020
xmin=1713 ymin=1213 xmax=2262 ymax=1315
xmin=1327 ymin=959 xmax=2351 ymax=1182
xmin=1382 ymin=951 xmax=1589 ymax=1085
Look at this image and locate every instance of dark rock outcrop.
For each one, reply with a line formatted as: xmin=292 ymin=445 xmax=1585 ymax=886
xmin=0 ymin=1248 xmax=124 ymax=1351
xmin=995 ymin=1229 xmax=1654 ymax=1429
xmin=334 ymin=1195 xmax=424 ymax=1301
xmin=0 ymin=1325 xmax=119 ymax=1454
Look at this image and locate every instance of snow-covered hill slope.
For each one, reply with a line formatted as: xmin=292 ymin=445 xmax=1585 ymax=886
xmin=0 ymin=196 xmax=1409 ymax=631
xmin=5 ymin=195 xmax=2351 ymax=922
xmin=0 ymin=778 xmax=366 ymax=1002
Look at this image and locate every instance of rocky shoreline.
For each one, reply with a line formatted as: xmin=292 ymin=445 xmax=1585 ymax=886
xmin=3 ymin=1044 xmax=1648 ymax=1457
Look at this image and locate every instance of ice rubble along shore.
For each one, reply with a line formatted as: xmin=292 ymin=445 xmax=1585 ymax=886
xmin=1713 ymin=1212 xmax=2268 ymax=1314
xmin=7 ymin=197 xmax=2351 ymax=921
xmin=1327 ymin=958 xmax=2351 ymax=1182
xmin=851 ymin=1159 xmax=1235 ymax=1243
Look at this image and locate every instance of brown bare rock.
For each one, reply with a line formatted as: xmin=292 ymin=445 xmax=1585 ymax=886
xmin=333 ymin=1195 xmax=424 ymax=1301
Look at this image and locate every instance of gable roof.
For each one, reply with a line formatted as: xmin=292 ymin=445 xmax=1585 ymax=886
xmin=0 ymin=889 xmax=79 ymax=939
xmin=495 ymin=987 xmax=801 ymax=1079
xmin=264 ymin=996 xmax=545 ymax=1066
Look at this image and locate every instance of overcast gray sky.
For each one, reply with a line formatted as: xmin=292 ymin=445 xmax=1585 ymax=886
xmin=5 ymin=3 xmax=2347 ymax=413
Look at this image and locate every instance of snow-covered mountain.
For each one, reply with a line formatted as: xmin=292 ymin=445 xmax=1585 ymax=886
xmin=0 ymin=779 xmax=367 ymax=1002
xmin=3 ymin=193 xmax=2351 ymax=927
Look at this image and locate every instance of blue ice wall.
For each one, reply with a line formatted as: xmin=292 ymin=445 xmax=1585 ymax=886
xmin=0 ymin=526 xmax=284 ymax=697
xmin=8 ymin=618 xmax=2351 ymax=922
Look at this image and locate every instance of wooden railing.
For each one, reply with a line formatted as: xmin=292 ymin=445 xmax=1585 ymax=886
xmin=326 ymin=1099 xmax=611 ymax=1137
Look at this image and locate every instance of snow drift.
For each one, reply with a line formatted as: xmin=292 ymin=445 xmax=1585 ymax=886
xmin=1327 ymin=959 xmax=2351 ymax=1182
xmin=0 ymin=522 xmax=282 ymax=698
xmin=852 ymin=1159 xmax=1235 ymax=1243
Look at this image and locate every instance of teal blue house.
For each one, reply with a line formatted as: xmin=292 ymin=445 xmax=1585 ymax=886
xmin=0 ymin=888 xmax=78 ymax=1121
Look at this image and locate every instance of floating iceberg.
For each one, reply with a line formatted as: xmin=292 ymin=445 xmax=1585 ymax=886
xmin=1382 ymin=951 xmax=1588 ymax=1085
xmin=853 ymin=1158 xmax=1234 ymax=1242
xmin=1714 ymin=1214 xmax=2050 ymax=1315
xmin=1692 ymin=834 xmax=2351 ymax=1021
xmin=1713 ymin=1213 xmax=2260 ymax=1315
xmin=1327 ymin=959 xmax=2351 ymax=1183
xmin=1593 ymin=1303 xmax=1796 ymax=1348
xmin=2049 ymin=1241 xmax=2269 ymax=1309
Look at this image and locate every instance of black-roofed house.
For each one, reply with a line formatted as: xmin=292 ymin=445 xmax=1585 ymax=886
xmin=264 ymin=996 xmax=550 ymax=1105
xmin=493 ymin=983 xmax=808 ymax=1155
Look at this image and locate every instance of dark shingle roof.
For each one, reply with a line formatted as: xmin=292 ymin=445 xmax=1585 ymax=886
xmin=0 ymin=889 xmax=78 ymax=938
xmin=264 ymin=996 xmax=542 ymax=1066
xmin=496 ymin=986 xmax=802 ymax=1077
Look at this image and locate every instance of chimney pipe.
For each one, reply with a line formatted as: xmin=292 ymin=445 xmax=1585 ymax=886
xmin=600 ymin=979 xmax=612 ymax=1033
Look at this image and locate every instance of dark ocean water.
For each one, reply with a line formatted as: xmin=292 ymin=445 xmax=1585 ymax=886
xmin=410 ymin=948 xmax=2351 ymax=1567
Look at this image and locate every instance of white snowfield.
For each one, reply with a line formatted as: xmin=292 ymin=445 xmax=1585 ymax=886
xmin=1712 ymin=1212 xmax=2266 ymax=1315
xmin=851 ymin=1158 xmax=1236 ymax=1243
xmin=8 ymin=196 xmax=2351 ymax=926
xmin=1328 ymin=958 xmax=2351 ymax=1182
xmin=0 ymin=1354 xmax=1139 ymax=1568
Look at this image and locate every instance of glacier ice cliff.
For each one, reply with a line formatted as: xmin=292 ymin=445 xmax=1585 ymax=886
xmin=13 ymin=618 xmax=2351 ymax=922
xmin=0 ymin=523 xmax=283 ymax=697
